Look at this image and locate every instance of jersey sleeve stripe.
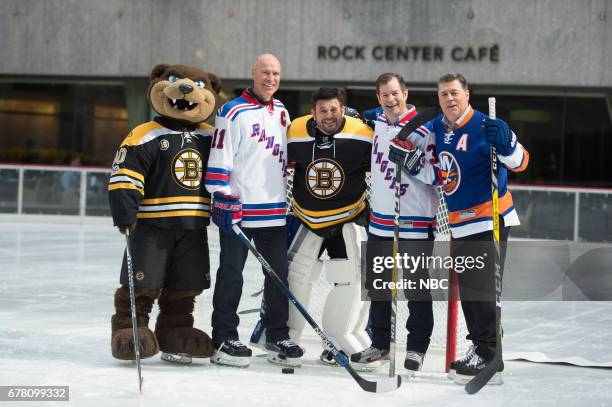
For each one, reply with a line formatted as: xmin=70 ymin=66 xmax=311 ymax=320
xmin=243 ymin=202 xmax=286 ymax=209
xmin=207 ymin=167 xmax=231 ymax=175
xmin=140 ymin=196 xmax=210 ymax=204
xmin=111 ymin=168 xmax=145 ymax=182
xmin=108 ymin=183 xmax=145 ymax=195
xmin=109 ymin=175 xmax=144 ymax=189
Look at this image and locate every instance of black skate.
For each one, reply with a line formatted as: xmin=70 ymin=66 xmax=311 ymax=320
xmin=211 ymin=340 xmax=252 ymax=368
xmin=404 ymin=351 xmax=425 ymax=376
xmin=447 ymin=345 xmax=475 ymax=380
xmin=452 ymin=352 xmax=504 ymax=385
xmin=319 ymin=349 xmax=341 ymax=367
xmin=350 ymin=346 xmax=389 ymax=371
xmin=265 ymin=339 xmax=304 ymax=367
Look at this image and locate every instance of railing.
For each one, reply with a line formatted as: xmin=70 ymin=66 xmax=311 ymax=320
xmin=508 ymin=185 xmax=612 ymax=242
xmin=1 ymin=164 xmax=611 ymax=242
xmin=0 ymin=163 xmax=111 ymax=217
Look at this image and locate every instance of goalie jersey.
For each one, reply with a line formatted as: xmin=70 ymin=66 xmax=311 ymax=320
xmin=108 ymin=116 xmax=213 ymax=230
xmin=287 ymin=115 xmax=372 ymax=235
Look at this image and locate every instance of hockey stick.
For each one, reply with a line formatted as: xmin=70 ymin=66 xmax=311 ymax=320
xmin=389 ymin=106 xmax=442 ymax=377
xmin=396 ymin=107 xmax=441 ymax=142
xmin=238 ymin=307 xmax=260 ymax=315
xmin=465 ymin=97 xmax=503 ymax=394
xmin=231 ymin=224 xmax=401 ymax=393
xmin=390 ymin=159 xmax=401 ymax=378
xmin=124 ymin=229 xmax=144 ymax=394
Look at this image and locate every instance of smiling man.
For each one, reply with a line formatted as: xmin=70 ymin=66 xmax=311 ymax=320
xmin=395 ymin=73 xmax=529 ymax=385
xmin=251 ymin=87 xmax=374 ymax=366
xmin=351 ymin=73 xmax=439 ymax=375
xmin=205 ymin=53 xmax=303 ymax=368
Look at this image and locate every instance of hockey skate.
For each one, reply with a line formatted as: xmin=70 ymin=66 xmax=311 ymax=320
xmin=447 ymin=345 xmax=475 ymax=380
xmin=211 ymin=340 xmax=253 ymax=368
xmin=452 ymin=352 xmax=504 ymax=385
xmin=404 ymin=351 xmax=425 ymax=376
xmin=319 ymin=348 xmax=345 ymax=367
xmin=265 ymin=339 xmax=304 ymax=367
xmin=350 ymin=346 xmax=390 ymax=371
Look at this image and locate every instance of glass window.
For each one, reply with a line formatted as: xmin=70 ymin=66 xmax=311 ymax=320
xmin=0 ymin=82 xmax=128 ymax=166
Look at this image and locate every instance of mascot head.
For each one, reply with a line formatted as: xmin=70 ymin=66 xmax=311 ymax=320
xmin=148 ymin=64 xmax=222 ymax=124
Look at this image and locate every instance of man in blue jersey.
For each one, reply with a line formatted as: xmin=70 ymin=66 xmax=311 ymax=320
xmin=389 ymin=72 xmax=529 ymax=384
xmin=205 ymin=54 xmax=303 ymax=368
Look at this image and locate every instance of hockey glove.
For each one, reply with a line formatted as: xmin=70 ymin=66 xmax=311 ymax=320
xmin=362 ymin=107 xmax=383 ymax=128
xmin=389 ymin=137 xmax=425 ymax=176
xmin=483 ymin=117 xmax=516 ymax=156
xmin=118 ymin=224 xmax=135 ymax=235
xmin=212 ymin=191 xmax=242 ymax=233
xmin=344 ymin=106 xmax=361 ymax=119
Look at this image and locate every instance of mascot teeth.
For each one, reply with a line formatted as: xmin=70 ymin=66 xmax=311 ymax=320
xmin=168 ymin=98 xmax=198 ymax=111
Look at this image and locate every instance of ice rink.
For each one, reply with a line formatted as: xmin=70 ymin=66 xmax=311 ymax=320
xmin=1 ymin=219 xmax=611 ymax=407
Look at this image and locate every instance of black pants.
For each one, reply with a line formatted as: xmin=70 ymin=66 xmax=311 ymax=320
xmin=120 ymin=223 xmax=210 ymax=290
xmin=367 ymin=231 xmax=434 ymax=353
xmin=452 ymin=217 xmax=510 ymax=361
xmin=211 ymin=226 xmax=289 ymax=346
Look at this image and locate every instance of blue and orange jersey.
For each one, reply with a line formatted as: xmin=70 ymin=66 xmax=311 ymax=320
xmin=426 ymin=105 xmax=529 ymax=238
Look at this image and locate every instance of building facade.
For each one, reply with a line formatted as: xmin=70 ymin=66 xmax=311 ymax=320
xmin=1 ymin=0 xmax=611 ymax=186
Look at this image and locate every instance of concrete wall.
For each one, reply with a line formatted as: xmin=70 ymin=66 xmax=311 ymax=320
xmin=1 ymin=0 xmax=610 ymax=87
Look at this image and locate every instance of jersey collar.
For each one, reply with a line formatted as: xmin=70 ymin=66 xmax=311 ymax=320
xmin=381 ymin=105 xmax=417 ymax=126
xmin=443 ymin=105 xmax=473 ymax=130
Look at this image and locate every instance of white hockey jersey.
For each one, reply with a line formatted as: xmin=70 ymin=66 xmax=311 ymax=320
xmin=205 ymin=90 xmax=290 ymax=228
xmin=369 ymin=106 xmax=439 ymax=239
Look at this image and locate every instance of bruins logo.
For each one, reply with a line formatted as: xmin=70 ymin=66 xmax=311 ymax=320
xmin=172 ymin=148 xmax=203 ymax=189
xmin=439 ymin=151 xmax=461 ymax=195
xmin=305 ymin=158 xmax=345 ymax=199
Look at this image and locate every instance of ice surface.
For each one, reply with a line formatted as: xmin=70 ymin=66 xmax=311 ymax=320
xmin=0 ymin=219 xmax=611 ymax=407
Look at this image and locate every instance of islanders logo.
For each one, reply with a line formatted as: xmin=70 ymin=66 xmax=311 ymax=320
xmin=172 ymin=148 xmax=203 ymax=190
xmin=305 ymin=158 xmax=345 ymax=199
xmin=438 ymin=151 xmax=461 ymax=195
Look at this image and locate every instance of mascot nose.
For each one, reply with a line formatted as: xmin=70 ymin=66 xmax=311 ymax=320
xmin=179 ymin=84 xmax=193 ymax=94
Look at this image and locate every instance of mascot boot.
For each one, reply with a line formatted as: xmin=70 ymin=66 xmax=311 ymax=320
xmin=155 ymin=288 xmax=214 ymax=364
xmin=111 ymin=287 xmax=160 ymax=360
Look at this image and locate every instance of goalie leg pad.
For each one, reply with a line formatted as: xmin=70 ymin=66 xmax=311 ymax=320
xmin=321 ymin=223 xmax=371 ymax=354
xmin=287 ymin=224 xmax=325 ymax=344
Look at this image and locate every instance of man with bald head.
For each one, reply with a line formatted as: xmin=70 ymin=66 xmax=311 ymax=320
xmin=205 ymin=53 xmax=303 ymax=368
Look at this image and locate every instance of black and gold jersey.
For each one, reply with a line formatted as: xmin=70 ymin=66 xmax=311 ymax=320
xmin=287 ymin=115 xmax=373 ymax=234
xmin=108 ymin=116 xmax=213 ymax=230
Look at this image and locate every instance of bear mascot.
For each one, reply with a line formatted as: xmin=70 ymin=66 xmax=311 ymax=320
xmin=108 ymin=64 xmax=221 ymax=364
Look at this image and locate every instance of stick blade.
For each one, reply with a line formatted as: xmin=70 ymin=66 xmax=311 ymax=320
xmin=351 ymin=370 xmax=402 ymax=393
xmin=464 ymin=354 xmax=502 ymax=394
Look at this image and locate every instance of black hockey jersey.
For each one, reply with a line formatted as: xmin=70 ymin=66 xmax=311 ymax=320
xmin=287 ymin=115 xmax=372 ymax=234
xmin=108 ymin=116 xmax=213 ymax=230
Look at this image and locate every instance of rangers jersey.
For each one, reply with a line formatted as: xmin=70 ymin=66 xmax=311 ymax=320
xmin=424 ymin=105 xmax=529 ymax=238
xmin=205 ymin=90 xmax=290 ymax=228
xmin=287 ymin=115 xmax=372 ymax=234
xmin=108 ymin=116 xmax=213 ymax=230
xmin=369 ymin=106 xmax=439 ymax=239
